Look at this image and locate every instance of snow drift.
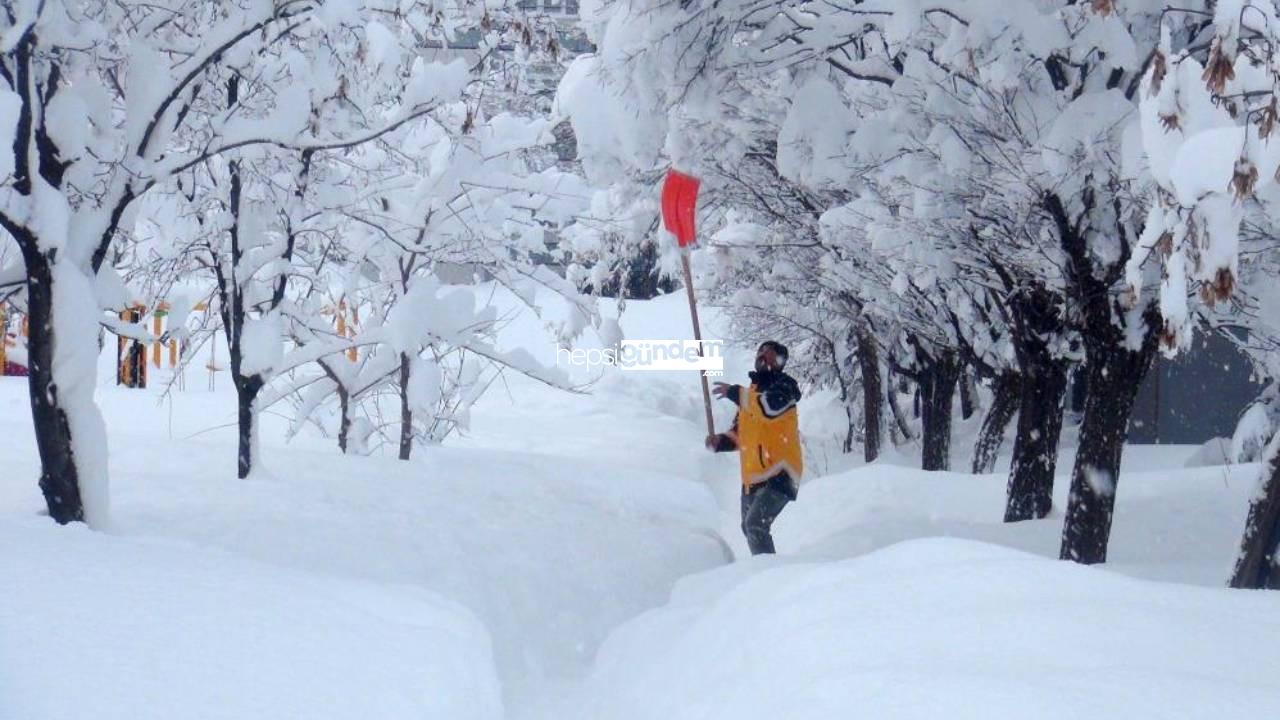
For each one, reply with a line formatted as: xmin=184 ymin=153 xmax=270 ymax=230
xmin=575 ymin=538 xmax=1280 ymax=720
xmin=0 ymin=517 xmax=503 ymax=720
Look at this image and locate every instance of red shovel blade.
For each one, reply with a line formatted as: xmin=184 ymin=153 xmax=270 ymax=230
xmin=661 ymin=169 xmax=700 ymax=249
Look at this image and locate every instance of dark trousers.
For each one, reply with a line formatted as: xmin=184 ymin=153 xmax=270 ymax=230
xmin=740 ymin=484 xmax=791 ymax=555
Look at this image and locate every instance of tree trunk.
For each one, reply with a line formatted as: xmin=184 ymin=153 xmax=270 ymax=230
xmin=1060 ymin=339 xmax=1156 ymax=563
xmin=1 ymin=36 xmax=112 ymax=526
xmin=919 ymin=350 xmax=960 ymax=472
xmin=1046 ymin=190 xmax=1160 ymax=563
xmin=318 ymin=360 xmax=354 ymax=455
xmin=398 ymin=352 xmax=413 ymax=460
xmin=234 ymin=374 xmax=263 ymax=479
xmin=1004 ymin=362 xmax=1067 ymax=521
xmin=994 ymin=279 xmax=1071 ymax=521
xmin=216 ymin=73 xmax=266 ymax=482
xmin=971 ymin=371 xmax=1021 ymax=474
xmin=958 ymin=369 xmax=977 ymax=420
xmin=827 ymin=338 xmax=856 ymax=455
xmin=842 ymin=400 xmax=856 ymax=454
xmin=337 ymin=385 xmax=352 ymax=454
xmin=1229 ymin=435 xmax=1280 ymax=589
xmin=1069 ymin=364 xmax=1088 ymax=417
xmin=887 ymin=371 xmax=915 ymax=446
xmin=857 ymin=327 xmax=882 ymax=463
xmin=24 ymin=252 xmax=84 ymax=523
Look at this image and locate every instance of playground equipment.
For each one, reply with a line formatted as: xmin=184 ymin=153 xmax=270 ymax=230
xmin=2 ymin=296 xmax=360 ymax=387
xmin=0 ymin=304 xmax=29 ymax=377
xmin=116 ymin=303 xmax=188 ymax=388
xmin=120 ymin=297 xmax=360 ymax=389
xmin=322 ymin=298 xmax=360 ymax=362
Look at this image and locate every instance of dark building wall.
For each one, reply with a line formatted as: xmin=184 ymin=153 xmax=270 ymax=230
xmin=1128 ymin=331 xmax=1262 ymax=444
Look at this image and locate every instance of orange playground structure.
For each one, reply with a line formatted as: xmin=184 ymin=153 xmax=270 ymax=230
xmin=0 ymin=304 xmax=28 ymax=376
xmin=3 ymin=298 xmax=359 ymax=387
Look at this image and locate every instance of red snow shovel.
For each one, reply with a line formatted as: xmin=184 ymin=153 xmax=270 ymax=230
xmin=661 ymin=169 xmax=715 ymax=437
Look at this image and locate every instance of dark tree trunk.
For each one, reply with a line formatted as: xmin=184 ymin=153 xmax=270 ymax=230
xmin=1046 ymin=190 xmax=1161 ymax=564
xmin=958 ymin=369 xmax=977 ymax=420
xmin=218 ymin=92 xmax=262 ymax=481
xmin=1059 ymin=335 xmax=1157 ymax=563
xmin=1230 ymin=441 xmax=1280 ymax=589
xmin=1004 ymin=362 xmax=1067 ymax=521
xmin=887 ymin=371 xmax=915 ymax=446
xmin=1069 ymin=364 xmax=1088 ymax=416
xmin=971 ymin=371 xmax=1021 ymax=475
xmin=214 ymin=74 xmax=290 ymax=481
xmin=24 ymin=250 xmax=84 ymax=523
xmin=398 ymin=352 xmax=413 ymax=460
xmin=857 ymin=326 xmax=882 ymax=463
xmin=919 ymin=350 xmax=960 ymax=472
xmin=337 ymin=386 xmax=352 ymax=454
xmin=985 ymin=276 xmax=1071 ymax=519
xmin=319 ymin=360 xmax=354 ymax=454
xmin=4 ymin=41 xmax=90 ymax=524
xmin=233 ymin=374 xmax=263 ymax=480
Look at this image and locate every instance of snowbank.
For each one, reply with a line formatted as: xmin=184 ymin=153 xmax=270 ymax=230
xmin=771 ymin=461 xmax=1256 ymax=586
xmin=575 ymin=538 xmax=1280 ymax=720
xmin=0 ymin=517 xmax=503 ymax=720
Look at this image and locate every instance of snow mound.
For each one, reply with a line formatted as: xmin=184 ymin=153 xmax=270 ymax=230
xmin=767 ymin=461 xmax=1256 ymax=587
xmin=0 ymin=518 xmax=503 ymax=720
xmin=577 ymin=538 xmax=1280 ymax=720
xmin=1184 ymin=437 xmax=1233 ymax=468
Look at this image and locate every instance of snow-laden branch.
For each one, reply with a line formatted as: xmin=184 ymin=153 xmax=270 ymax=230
xmin=133 ymin=1 xmax=316 ymax=162
xmin=153 ymin=102 xmax=446 ymax=183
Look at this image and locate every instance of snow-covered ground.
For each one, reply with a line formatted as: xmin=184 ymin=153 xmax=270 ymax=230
xmin=2 ymin=292 xmax=1279 ymax=718
xmin=1 ymin=517 xmax=503 ymax=720
xmin=572 ymin=537 xmax=1280 ymax=720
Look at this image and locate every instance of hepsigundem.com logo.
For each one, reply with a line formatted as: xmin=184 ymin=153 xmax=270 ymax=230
xmin=556 ymin=339 xmax=725 ymax=375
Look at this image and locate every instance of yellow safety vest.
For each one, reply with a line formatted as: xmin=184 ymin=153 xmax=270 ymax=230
xmin=735 ymin=384 xmax=803 ymax=489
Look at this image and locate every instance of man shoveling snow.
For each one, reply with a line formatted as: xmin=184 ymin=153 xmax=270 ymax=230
xmin=705 ymin=341 xmax=803 ymax=555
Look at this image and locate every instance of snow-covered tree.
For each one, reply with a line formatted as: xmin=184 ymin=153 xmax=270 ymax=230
xmin=256 ymin=34 xmax=597 ymax=461
xmin=771 ymin=0 xmax=1177 ymax=561
xmin=0 ymin=0 xmax=498 ymax=523
xmin=1134 ymin=1 xmax=1280 ymax=587
xmin=562 ymin=1 xmax=1229 ymax=566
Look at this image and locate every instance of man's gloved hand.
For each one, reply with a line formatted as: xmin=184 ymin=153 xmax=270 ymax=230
xmin=705 ymin=434 xmax=718 ymax=451
xmin=711 ymin=382 xmax=734 ymax=398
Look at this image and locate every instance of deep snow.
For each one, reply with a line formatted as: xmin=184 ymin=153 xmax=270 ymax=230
xmin=0 ymin=517 xmax=503 ymax=720
xmin=572 ymin=538 xmax=1280 ymax=720
xmin=0 ymin=368 xmax=728 ymax=714
xmin=2 ymin=291 xmax=1279 ymax=718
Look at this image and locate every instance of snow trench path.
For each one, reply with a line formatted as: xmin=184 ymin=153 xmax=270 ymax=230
xmin=451 ymin=374 xmax=741 ymax=717
xmin=471 ymin=376 xmax=1280 ymax=719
